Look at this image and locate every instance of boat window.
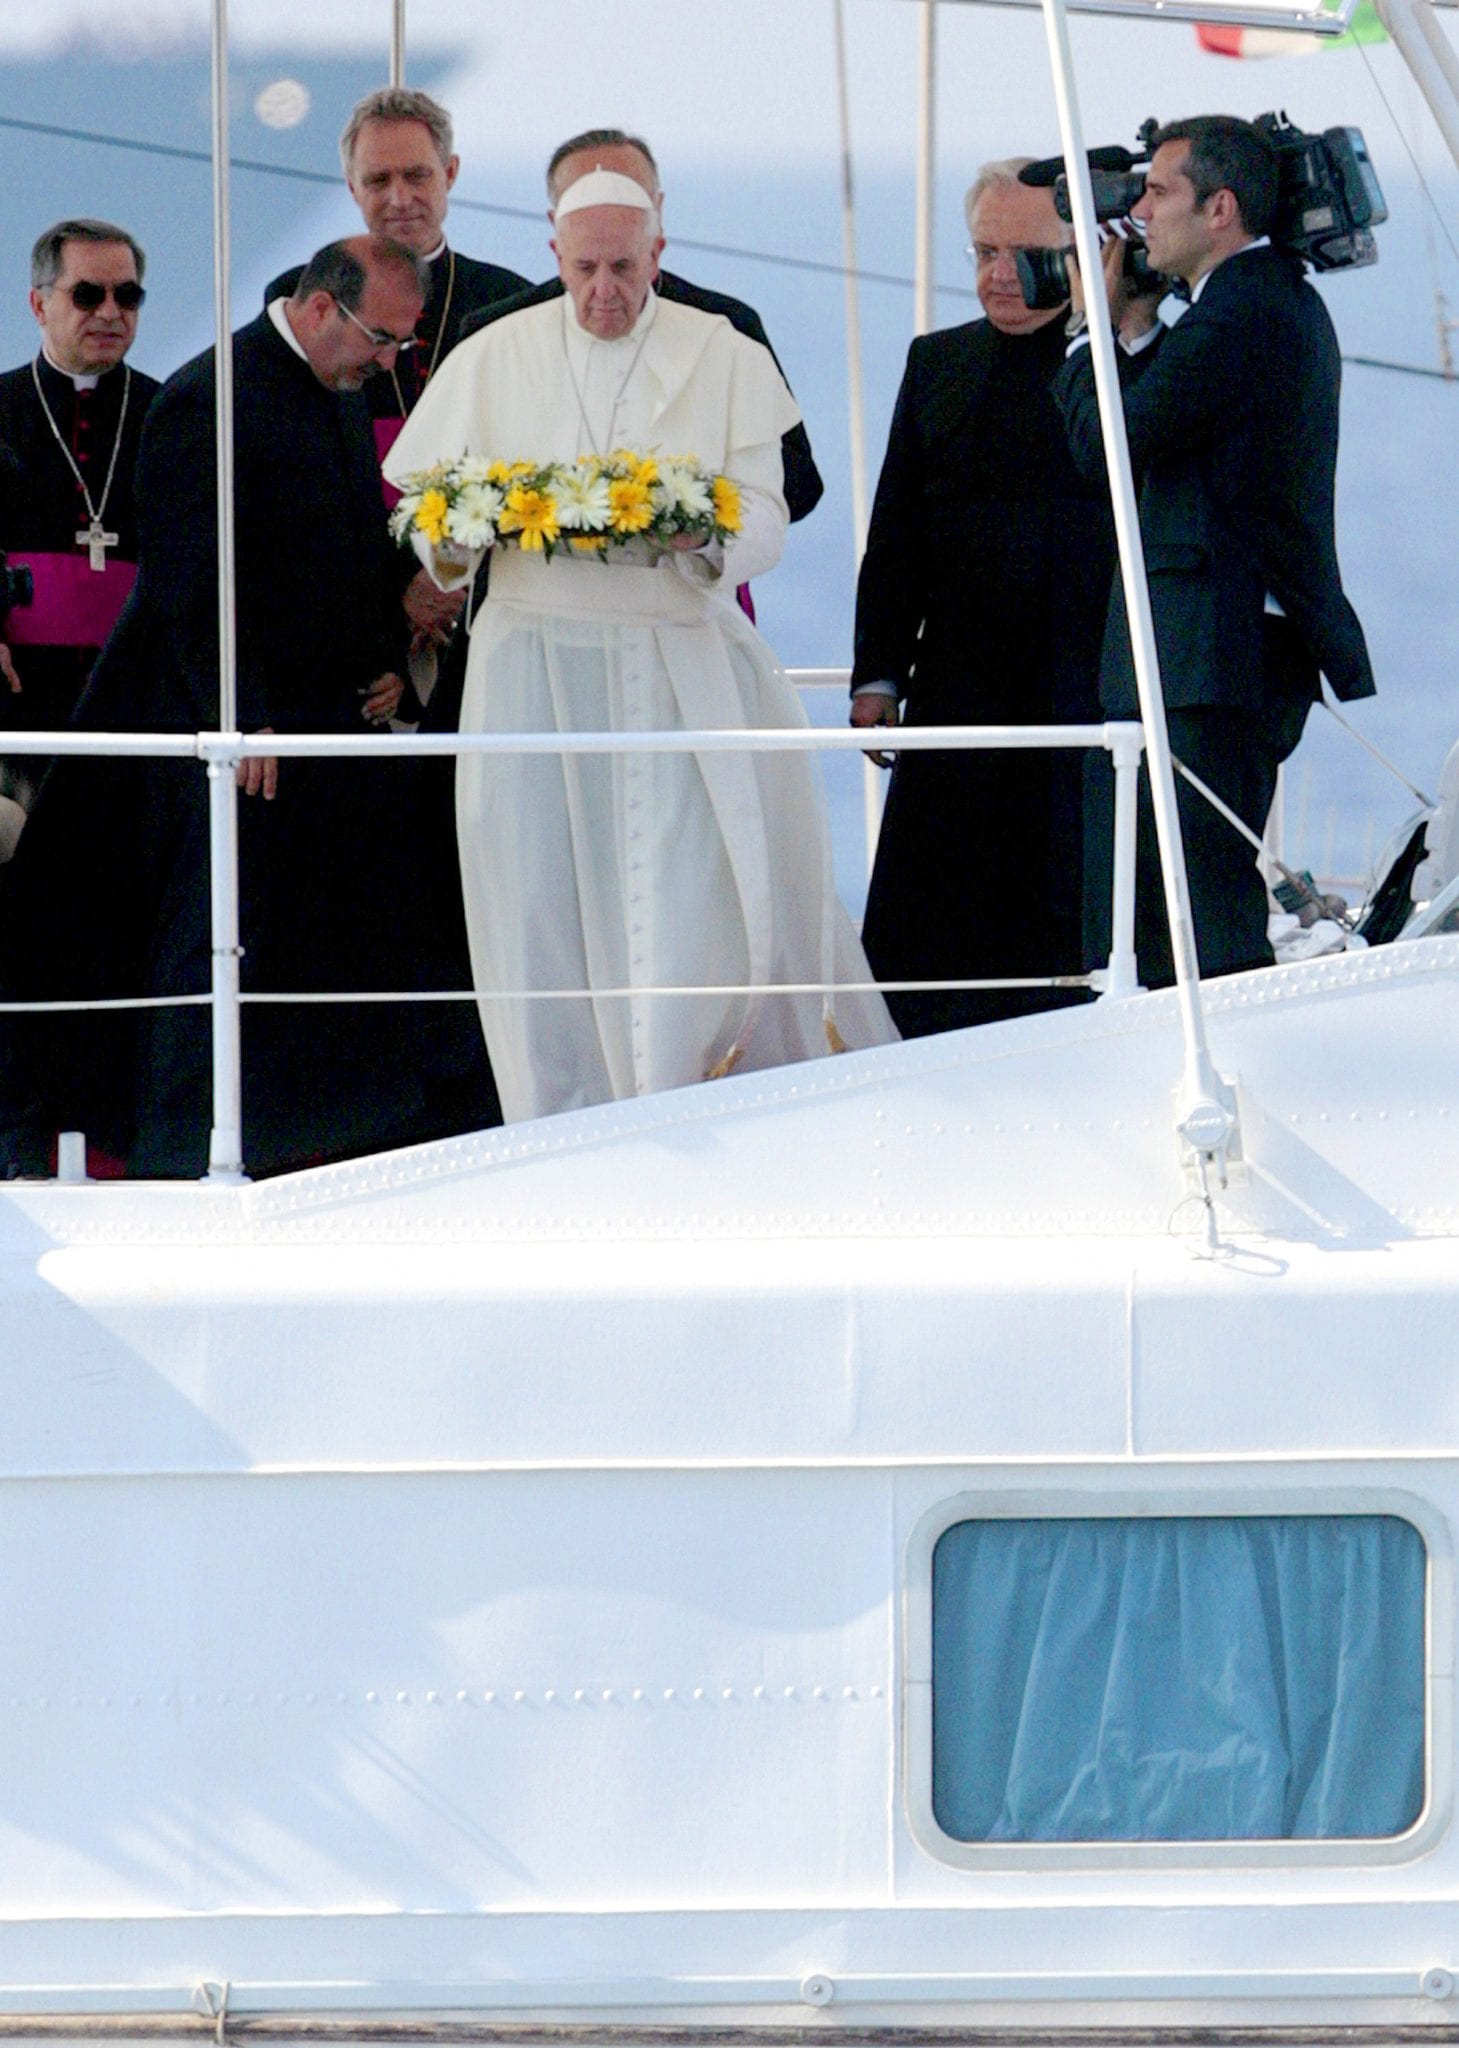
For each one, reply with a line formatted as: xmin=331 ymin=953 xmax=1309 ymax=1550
xmin=931 ymin=1513 xmax=1425 ymax=1843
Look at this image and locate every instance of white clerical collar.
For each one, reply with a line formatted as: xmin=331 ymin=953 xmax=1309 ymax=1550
xmin=1189 ymin=234 xmax=1271 ymax=306
xmin=268 ymin=295 xmax=310 ymax=361
xmin=40 ymin=346 xmax=100 ymax=392
xmin=563 ymin=286 xmax=658 ymax=350
xmin=423 ymin=238 xmax=447 ymax=263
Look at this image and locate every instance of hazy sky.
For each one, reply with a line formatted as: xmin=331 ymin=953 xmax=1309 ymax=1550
xmin=5 ymin=0 xmax=1458 ymax=185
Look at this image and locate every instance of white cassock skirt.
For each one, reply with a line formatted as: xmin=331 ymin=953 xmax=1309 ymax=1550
xmin=455 ymin=551 xmax=897 ymax=1123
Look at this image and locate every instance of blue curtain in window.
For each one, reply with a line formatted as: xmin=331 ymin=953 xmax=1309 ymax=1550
xmin=931 ymin=1515 xmax=1425 ymax=1842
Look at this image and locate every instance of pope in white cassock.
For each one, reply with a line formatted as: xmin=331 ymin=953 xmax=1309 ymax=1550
xmin=385 ymin=166 xmax=896 ymax=1123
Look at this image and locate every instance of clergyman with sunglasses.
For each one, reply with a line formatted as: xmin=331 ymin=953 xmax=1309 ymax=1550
xmin=0 ymin=218 xmax=160 ymax=820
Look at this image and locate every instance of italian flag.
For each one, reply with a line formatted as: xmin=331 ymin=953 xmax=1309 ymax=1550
xmin=1196 ymin=0 xmax=1386 ymax=56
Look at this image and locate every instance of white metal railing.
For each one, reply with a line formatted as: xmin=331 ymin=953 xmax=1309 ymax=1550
xmin=0 ymin=681 xmax=1146 ymax=1181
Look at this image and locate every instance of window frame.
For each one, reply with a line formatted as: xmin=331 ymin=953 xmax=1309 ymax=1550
xmin=903 ymin=1483 xmax=1451 ymax=1870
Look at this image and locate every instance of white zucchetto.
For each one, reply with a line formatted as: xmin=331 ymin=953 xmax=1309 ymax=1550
xmin=555 ymin=167 xmax=657 ymax=217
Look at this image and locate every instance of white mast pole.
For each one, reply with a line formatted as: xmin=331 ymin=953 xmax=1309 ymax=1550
xmin=833 ymin=0 xmax=871 ymax=557
xmin=832 ymin=0 xmax=885 ymax=877
xmin=1036 ymin=0 xmax=1236 ymax=1172
xmin=1377 ymin=0 xmax=1459 ymax=168
xmin=915 ymin=0 xmax=937 ymax=335
xmin=391 ymin=0 xmax=407 ymax=87
xmin=205 ymin=0 xmax=245 ymax=1182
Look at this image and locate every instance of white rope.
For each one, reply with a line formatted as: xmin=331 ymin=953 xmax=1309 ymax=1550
xmin=1171 ymin=754 xmax=1357 ymax=927
xmin=236 ymin=977 xmax=1094 ymax=1001
xmin=193 ymin=1979 xmax=230 ymax=2046
xmin=0 ymin=993 xmax=212 ymax=1013
xmin=1318 ymin=696 xmax=1436 ymax=810
xmin=0 ymin=975 xmax=1094 ymax=1017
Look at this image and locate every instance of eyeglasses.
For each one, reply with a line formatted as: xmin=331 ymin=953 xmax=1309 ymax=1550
xmin=332 ymin=296 xmax=418 ymax=352
xmin=61 ymin=280 xmax=146 ymax=312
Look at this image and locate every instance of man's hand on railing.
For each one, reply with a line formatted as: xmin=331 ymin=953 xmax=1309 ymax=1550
xmin=361 ymin=672 xmax=405 ymax=726
xmin=0 ymin=643 xmax=19 ymax=695
xmin=237 ymin=728 xmax=278 ymax=802
xmin=850 ymin=690 xmax=900 ymax=771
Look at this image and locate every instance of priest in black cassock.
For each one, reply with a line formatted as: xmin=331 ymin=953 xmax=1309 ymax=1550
xmin=1 ymin=237 xmax=496 ymax=1180
xmin=265 ymin=88 xmax=529 ymax=1131
xmin=849 ymin=163 xmax=1117 ymax=1038
xmin=0 ymin=219 xmax=159 ymax=809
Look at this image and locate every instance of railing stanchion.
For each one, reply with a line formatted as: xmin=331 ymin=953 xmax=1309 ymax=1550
xmin=1104 ymin=720 xmax=1143 ymax=1002
xmin=205 ymin=745 xmax=246 ymax=1183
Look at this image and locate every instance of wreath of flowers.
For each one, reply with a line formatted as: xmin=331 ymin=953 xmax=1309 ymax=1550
xmin=389 ymin=450 xmax=744 ymax=566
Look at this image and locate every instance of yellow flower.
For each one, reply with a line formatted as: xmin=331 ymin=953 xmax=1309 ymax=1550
xmin=608 ymin=476 xmax=655 ymax=535
xmin=607 ymin=448 xmax=660 ymax=487
xmin=498 ymin=484 xmax=561 ymax=552
xmin=569 ymin=533 xmax=609 ymax=554
xmin=712 ymin=475 xmax=742 ymax=534
xmin=486 ymin=459 xmax=536 ymax=485
xmin=415 ymin=487 xmax=450 ymax=545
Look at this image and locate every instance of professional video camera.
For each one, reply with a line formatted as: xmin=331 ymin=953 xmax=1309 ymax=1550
xmin=1012 ymin=113 xmax=1387 ymax=309
xmin=1014 ymin=125 xmax=1162 ymax=309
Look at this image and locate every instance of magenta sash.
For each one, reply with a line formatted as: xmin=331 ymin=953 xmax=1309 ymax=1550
xmin=5 ymin=552 xmax=137 ymax=649
xmin=374 ymin=417 xmax=405 ymax=509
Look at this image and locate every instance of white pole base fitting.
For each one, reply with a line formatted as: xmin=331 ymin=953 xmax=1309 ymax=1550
xmin=800 ymin=1974 xmax=835 ymax=2008
xmin=55 ymin=1131 xmax=90 ymax=1184
xmin=1423 ymin=1967 xmax=1456 ymax=2001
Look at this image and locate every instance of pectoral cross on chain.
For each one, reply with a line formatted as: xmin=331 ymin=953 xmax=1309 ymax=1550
xmin=76 ymin=518 xmax=119 ymax=572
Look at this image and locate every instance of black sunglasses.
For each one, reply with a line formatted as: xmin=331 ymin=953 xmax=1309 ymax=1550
xmin=64 ymin=280 xmax=146 ymax=312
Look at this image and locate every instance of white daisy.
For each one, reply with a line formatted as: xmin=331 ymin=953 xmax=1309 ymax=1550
xmin=657 ymin=462 xmax=714 ymax=522
xmin=446 ymin=482 xmax=504 ymax=549
xmin=555 ymin=467 xmax=613 ymax=532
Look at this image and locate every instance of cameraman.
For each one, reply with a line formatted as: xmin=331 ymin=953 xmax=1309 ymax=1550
xmin=1055 ymin=115 xmax=1374 ymax=987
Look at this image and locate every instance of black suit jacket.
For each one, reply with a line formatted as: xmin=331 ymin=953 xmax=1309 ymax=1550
xmin=265 ymin=247 xmax=531 ymax=423
xmin=458 ymin=269 xmax=824 ymax=524
xmin=1054 ymin=245 xmax=1374 ymax=716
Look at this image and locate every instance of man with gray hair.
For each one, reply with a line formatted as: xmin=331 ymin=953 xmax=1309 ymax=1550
xmin=270 ymin=88 xmax=529 ymax=448
xmin=0 ymin=218 xmax=159 ymax=828
xmin=266 ymin=88 xmax=531 ymax=695
xmin=847 ymin=160 xmax=1116 ymax=1037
